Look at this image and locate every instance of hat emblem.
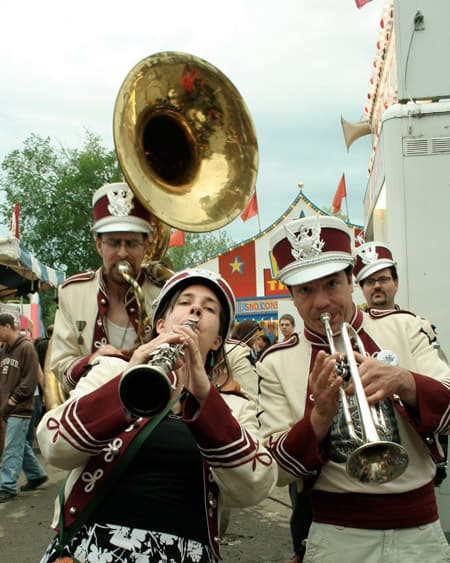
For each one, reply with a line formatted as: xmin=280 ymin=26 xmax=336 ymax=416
xmin=359 ymin=243 xmax=378 ymax=265
xmin=284 ymin=220 xmax=324 ymax=261
xmin=107 ymin=186 xmax=134 ymax=217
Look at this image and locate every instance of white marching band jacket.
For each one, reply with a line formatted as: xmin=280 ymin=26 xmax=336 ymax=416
xmin=37 ymin=356 xmax=277 ymax=559
xmin=50 ymin=268 xmax=160 ymax=390
xmin=257 ymin=307 xmax=450 ymax=529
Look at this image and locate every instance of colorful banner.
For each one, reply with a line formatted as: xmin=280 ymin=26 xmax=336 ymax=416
xmin=218 ymin=240 xmax=256 ymax=298
xmin=264 ymin=268 xmax=290 ymax=296
xmin=236 ymin=297 xmax=279 ymax=319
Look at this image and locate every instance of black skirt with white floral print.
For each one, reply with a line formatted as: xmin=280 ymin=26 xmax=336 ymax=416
xmin=40 ymin=523 xmax=216 ymax=563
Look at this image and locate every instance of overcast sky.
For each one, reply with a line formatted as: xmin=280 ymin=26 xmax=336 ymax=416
xmin=0 ymin=0 xmax=386 ymax=242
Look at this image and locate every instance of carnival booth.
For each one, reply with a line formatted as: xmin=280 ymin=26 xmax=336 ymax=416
xmin=0 ymin=235 xmax=65 ymax=336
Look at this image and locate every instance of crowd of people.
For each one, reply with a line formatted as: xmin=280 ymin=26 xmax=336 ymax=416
xmin=0 ymin=182 xmax=449 ymax=562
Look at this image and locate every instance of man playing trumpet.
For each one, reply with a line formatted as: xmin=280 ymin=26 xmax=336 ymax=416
xmin=257 ymin=215 xmax=450 ymax=563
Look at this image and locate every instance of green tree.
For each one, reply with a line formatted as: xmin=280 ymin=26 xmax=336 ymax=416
xmin=0 ymin=132 xmax=121 ymax=328
xmin=0 ymin=133 xmax=237 ymax=327
xmin=167 ymin=231 xmax=235 ymax=271
xmin=0 ymin=131 xmax=122 ymax=275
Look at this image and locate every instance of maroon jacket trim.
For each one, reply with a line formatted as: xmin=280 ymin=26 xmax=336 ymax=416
xmin=65 ymin=355 xmax=94 ymax=389
xmin=259 ymin=333 xmax=299 ymax=361
xmin=312 ymin=481 xmax=437 ymax=529
xmin=55 ymin=382 xmax=258 ymax=561
xmin=61 ymin=271 xmax=96 ymax=288
xmin=303 ymin=306 xmax=363 ymax=347
xmin=268 ymin=346 xmax=330 ymax=480
xmin=184 ymin=386 xmax=262 ymax=467
xmin=368 ymin=307 xmax=415 ymax=319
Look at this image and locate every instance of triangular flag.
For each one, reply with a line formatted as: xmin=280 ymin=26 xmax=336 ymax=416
xmin=10 ymin=202 xmax=20 ymax=239
xmin=355 ymin=0 xmax=373 ymax=9
xmin=241 ymin=192 xmax=258 ymax=222
xmin=332 ymin=174 xmax=347 ymax=214
xmin=169 ymin=229 xmax=185 ymax=248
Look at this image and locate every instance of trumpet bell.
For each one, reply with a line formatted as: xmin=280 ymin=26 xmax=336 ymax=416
xmin=114 ymin=51 xmax=258 ymax=232
xmin=347 ymin=441 xmax=409 ymax=484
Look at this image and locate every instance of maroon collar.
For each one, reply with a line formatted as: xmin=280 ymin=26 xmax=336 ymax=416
xmin=99 ymin=267 xmax=145 ymax=306
xmin=303 ymin=306 xmax=364 ymax=347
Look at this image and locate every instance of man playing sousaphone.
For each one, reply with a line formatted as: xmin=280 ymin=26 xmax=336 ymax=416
xmin=257 ymin=215 xmax=450 ymax=563
xmin=50 ymin=182 xmax=162 ymax=392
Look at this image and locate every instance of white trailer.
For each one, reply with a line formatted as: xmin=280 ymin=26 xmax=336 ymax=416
xmin=363 ymin=99 xmax=450 ymax=538
xmin=364 ymin=100 xmax=450 ymax=355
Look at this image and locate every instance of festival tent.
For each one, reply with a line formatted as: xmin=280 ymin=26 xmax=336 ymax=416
xmin=0 ymin=235 xmax=65 ymax=298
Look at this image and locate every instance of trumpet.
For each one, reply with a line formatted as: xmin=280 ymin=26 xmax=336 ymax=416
xmin=320 ymin=313 xmax=409 ymax=484
xmin=118 ymin=318 xmax=198 ymax=416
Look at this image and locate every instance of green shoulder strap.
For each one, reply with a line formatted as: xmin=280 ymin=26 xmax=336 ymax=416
xmin=55 ymin=395 xmax=182 ymax=558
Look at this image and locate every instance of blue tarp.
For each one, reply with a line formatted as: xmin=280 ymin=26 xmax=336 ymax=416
xmin=0 ymin=236 xmax=65 ymax=297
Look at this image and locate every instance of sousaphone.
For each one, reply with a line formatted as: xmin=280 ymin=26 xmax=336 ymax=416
xmin=113 ymin=51 xmax=258 ymax=237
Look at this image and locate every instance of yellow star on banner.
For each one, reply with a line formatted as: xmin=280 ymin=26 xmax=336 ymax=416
xmin=229 ymin=255 xmax=245 ymax=274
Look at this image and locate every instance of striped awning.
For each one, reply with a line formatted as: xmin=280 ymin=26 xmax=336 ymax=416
xmin=0 ymin=236 xmax=65 ymax=297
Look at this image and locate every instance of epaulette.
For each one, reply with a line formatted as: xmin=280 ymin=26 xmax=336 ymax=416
xmin=61 ymin=270 xmax=96 ymax=288
xmin=259 ymin=333 xmax=299 ymax=361
xmin=367 ymin=307 xmax=415 ymax=319
xmin=368 ymin=308 xmax=439 ymax=345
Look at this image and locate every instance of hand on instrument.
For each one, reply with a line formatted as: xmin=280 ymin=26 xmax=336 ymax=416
xmin=127 ymin=332 xmax=184 ymax=370
xmin=171 ymin=323 xmax=211 ymax=404
xmin=309 ymin=350 xmax=343 ymax=443
xmin=90 ymin=344 xmax=128 ymax=362
xmin=350 ymin=352 xmax=417 ymax=407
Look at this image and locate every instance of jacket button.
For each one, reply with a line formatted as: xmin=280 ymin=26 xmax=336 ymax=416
xmin=69 ymin=506 xmax=77 ymax=515
xmin=209 ymin=498 xmax=217 ymax=509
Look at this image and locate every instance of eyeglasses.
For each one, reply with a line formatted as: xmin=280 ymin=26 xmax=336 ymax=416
xmin=363 ymin=276 xmax=393 ymax=287
xmin=101 ymin=238 xmax=144 ymax=250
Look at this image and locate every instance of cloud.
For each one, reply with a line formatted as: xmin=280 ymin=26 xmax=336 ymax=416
xmin=0 ymin=0 xmax=385 ymax=240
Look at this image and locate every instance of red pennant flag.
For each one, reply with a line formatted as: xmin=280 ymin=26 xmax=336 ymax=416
xmin=168 ymin=229 xmax=185 ymax=248
xmin=240 ymin=192 xmax=258 ymax=222
xmin=332 ymin=174 xmax=347 ymax=213
xmin=10 ymin=202 xmax=20 ymax=239
xmin=355 ymin=0 xmax=373 ymax=8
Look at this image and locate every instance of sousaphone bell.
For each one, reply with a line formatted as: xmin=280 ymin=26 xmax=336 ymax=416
xmin=113 ymin=52 xmax=259 ymax=415
xmin=113 ymin=51 xmax=258 ymax=233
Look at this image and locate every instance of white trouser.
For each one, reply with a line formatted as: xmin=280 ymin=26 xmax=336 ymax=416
xmin=304 ymin=520 xmax=450 ymax=563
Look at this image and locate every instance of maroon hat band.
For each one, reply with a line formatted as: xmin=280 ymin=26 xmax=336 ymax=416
xmin=93 ymin=194 xmax=152 ymax=225
xmin=273 ymin=227 xmax=351 ymax=271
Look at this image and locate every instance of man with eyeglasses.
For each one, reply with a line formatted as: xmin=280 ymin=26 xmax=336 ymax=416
xmin=354 ymin=241 xmax=448 ymax=489
xmin=50 ymin=182 xmax=162 ymax=392
xmin=353 ymin=242 xmax=443 ymax=355
xmin=353 ymin=242 xmax=399 ymax=310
